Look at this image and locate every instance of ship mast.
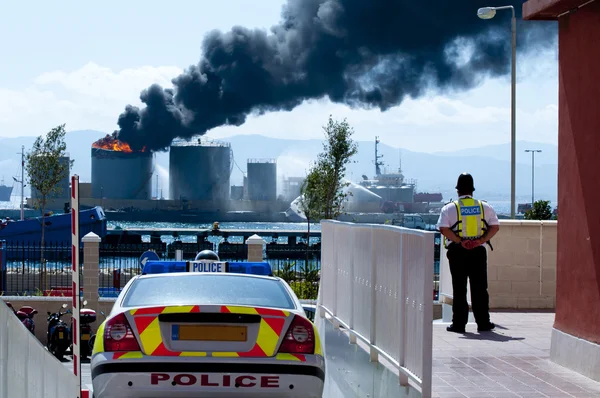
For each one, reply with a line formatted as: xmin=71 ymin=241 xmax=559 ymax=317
xmin=375 ymin=136 xmax=384 ymax=176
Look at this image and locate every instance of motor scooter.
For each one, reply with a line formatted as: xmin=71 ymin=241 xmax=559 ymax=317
xmin=5 ymin=302 xmax=37 ymax=333
xmin=47 ymin=303 xmax=71 ymax=360
xmin=69 ymin=300 xmax=97 ymax=359
xmin=18 ymin=305 xmax=38 ymax=334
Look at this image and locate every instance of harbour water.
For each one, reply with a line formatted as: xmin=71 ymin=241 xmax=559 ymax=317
xmin=102 ymin=199 xmax=553 ymax=237
xmin=1 ymin=199 xmax=556 ymax=237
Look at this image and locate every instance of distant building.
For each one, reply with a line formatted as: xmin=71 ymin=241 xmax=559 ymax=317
xmin=230 ymin=185 xmax=244 ymax=200
xmin=282 ymin=176 xmax=305 ymax=202
xmin=247 ymin=159 xmax=277 ymax=201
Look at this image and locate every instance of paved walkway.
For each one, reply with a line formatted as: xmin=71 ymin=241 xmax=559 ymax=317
xmin=433 ymin=311 xmax=600 ymax=398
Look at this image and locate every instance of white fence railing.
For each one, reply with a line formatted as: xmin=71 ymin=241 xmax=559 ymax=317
xmin=0 ymin=301 xmax=76 ymax=398
xmin=318 ymin=220 xmax=434 ymax=397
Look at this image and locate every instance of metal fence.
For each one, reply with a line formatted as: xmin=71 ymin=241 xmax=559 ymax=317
xmin=0 ymin=241 xmax=82 ymax=296
xmin=96 ymin=241 xmax=322 ymax=300
xmin=319 ymin=220 xmax=434 ymax=397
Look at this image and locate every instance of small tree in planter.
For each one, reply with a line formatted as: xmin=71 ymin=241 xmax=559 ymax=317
xmin=26 ymin=124 xmax=73 ymax=290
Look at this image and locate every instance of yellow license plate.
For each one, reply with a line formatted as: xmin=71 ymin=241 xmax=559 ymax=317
xmin=82 ymin=334 xmax=90 ymax=340
xmin=58 ymin=332 xmax=64 ymax=339
xmin=177 ymin=325 xmax=247 ymax=342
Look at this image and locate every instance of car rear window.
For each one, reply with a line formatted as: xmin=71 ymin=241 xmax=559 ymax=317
xmin=122 ymin=274 xmax=295 ymax=309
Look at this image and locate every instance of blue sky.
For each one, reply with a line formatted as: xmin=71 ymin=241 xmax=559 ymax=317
xmin=0 ymin=0 xmax=558 ymax=153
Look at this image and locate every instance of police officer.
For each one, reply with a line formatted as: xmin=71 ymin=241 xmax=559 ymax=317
xmin=437 ymin=173 xmax=500 ymax=333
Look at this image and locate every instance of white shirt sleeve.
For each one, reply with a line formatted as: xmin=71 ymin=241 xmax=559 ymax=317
xmin=482 ymin=201 xmax=499 ymax=226
xmin=436 ymin=203 xmax=454 ymax=229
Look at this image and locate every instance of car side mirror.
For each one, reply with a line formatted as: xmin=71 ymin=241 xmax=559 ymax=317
xmin=47 ymin=311 xmax=51 ymax=315
xmin=32 ymin=310 xmax=38 ymax=315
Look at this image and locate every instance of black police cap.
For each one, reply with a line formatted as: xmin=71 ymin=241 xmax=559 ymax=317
xmin=456 ymin=173 xmax=475 ymax=192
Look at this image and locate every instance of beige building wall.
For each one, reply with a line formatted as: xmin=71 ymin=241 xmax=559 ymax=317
xmin=440 ymin=220 xmax=557 ymax=309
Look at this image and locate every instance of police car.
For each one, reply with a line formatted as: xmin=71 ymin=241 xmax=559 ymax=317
xmin=90 ymin=250 xmax=325 ymax=398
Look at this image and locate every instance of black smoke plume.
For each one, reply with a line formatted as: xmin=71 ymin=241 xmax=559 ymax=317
xmin=115 ymin=0 xmax=557 ymax=151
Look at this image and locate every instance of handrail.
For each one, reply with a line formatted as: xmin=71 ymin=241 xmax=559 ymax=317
xmin=318 ymin=220 xmax=434 ymax=397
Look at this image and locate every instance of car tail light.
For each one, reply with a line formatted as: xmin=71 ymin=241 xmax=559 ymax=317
xmin=104 ymin=312 xmax=141 ymax=352
xmin=278 ymin=315 xmax=315 ymax=354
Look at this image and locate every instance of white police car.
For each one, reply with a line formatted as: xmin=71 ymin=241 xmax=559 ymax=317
xmin=90 ymin=257 xmax=325 ymax=397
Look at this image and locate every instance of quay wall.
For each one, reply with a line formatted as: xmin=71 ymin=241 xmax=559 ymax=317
xmin=27 ymin=197 xmax=291 ymax=213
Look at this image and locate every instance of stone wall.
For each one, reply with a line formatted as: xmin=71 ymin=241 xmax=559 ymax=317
xmin=440 ymin=220 xmax=557 ymax=309
xmin=0 ymin=297 xmax=114 ymax=345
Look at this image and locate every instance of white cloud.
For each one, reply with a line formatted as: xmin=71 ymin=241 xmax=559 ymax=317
xmin=0 ymin=62 xmax=183 ymax=137
xmin=34 ymin=63 xmax=182 ymax=102
xmin=0 ymin=54 xmax=558 ymax=152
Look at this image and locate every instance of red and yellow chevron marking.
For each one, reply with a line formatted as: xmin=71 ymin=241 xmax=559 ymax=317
xmin=92 ymin=321 xmax=106 ymax=356
xmin=112 ymin=351 xmax=143 ymax=360
xmin=314 ymin=323 xmax=323 ymax=357
xmin=94 ymin=306 xmax=322 ymax=361
xmin=129 ymin=305 xmax=291 ymax=358
xmin=276 ymin=353 xmax=307 ymax=362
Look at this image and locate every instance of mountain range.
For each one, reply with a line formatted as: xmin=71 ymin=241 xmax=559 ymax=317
xmin=0 ymin=130 xmax=558 ymax=202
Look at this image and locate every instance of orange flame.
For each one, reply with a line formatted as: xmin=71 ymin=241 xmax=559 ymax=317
xmin=92 ymin=134 xmax=146 ymax=153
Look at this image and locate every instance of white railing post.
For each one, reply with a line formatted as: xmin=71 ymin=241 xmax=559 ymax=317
xmin=71 ymin=175 xmax=81 ymax=398
xmin=369 ymin=227 xmax=378 ymax=362
xmin=398 ymin=233 xmax=409 ymax=386
xmin=421 ymin=233 xmax=434 ymax=398
xmin=348 ymin=226 xmax=356 ymax=344
xmin=331 ymin=223 xmax=340 ymax=329
xmin=318 ymin=222 xmax=326 ymax=319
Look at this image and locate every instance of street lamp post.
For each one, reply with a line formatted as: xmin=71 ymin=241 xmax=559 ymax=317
xmin=525 ymin=149 xmax=542 ymax=206
xmin=478 ymin=5 xmax=517 ymax=218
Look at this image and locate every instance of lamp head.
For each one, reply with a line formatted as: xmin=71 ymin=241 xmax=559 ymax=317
xmin=477 ymin=7 xmax=497 ymax=19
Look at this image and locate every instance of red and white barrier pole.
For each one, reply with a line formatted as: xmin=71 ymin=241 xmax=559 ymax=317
xmin=71 ymin=175 xmax=81 ymax=397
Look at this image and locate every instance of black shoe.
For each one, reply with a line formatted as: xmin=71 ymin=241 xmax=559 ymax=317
xmin=477 ymin=322 xmax=495 ymax=332
xmin=446 ymin=324 xmax=466 ymax=333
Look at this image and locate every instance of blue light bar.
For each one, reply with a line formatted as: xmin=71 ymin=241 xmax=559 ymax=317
xmin=142 ymin=260 xmax=272 ymax=276
xmin=228 ymin=262 xmax=272 ymax=276
xmin=142 ymin=261 xmax=187 ymax=275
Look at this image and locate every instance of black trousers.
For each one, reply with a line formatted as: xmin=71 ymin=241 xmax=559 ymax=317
xmin=447 ymin=244 xmax=490 ymax=327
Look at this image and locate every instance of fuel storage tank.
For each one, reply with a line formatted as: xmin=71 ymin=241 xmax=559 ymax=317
xmin=169 ymin=138 xmax=232 ymax=201
xmin=247 ymin=159 xmax=277 ymax=201
xmin=91 ymin=147 xmax=153 ymax=200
